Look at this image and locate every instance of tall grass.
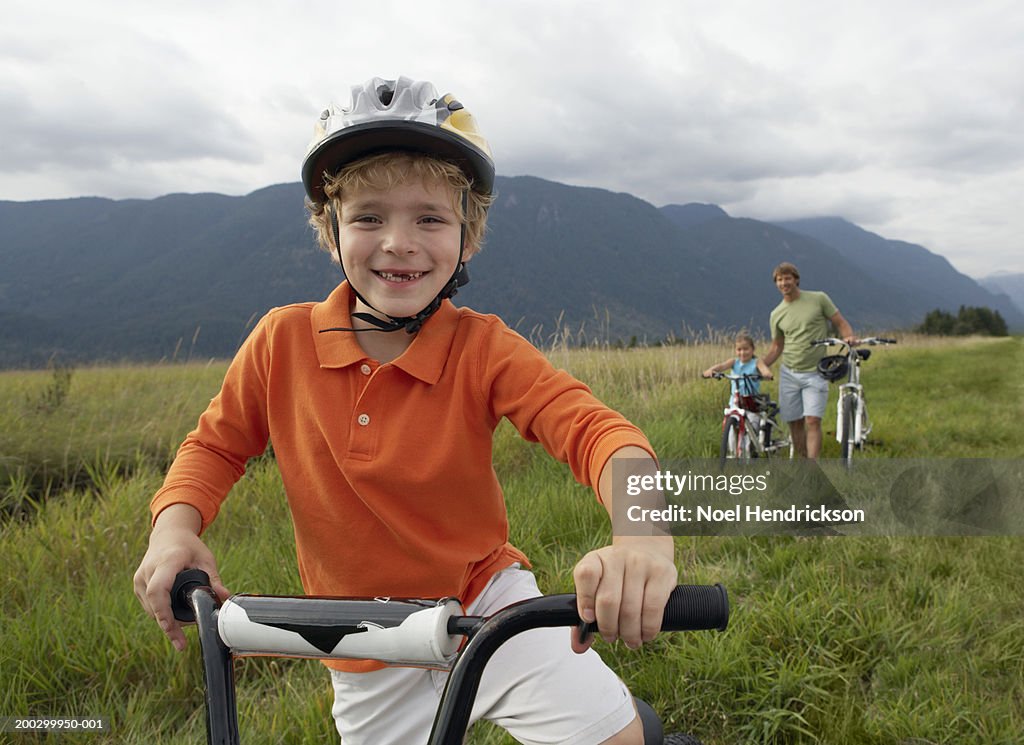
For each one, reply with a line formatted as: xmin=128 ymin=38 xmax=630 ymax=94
xmin=1 ymin=335 xmax=1021 ymax=744
xmin=0 ymin=361 xmax=227 ymax=516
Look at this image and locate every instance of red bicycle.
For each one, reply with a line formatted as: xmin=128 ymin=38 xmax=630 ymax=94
xmin=708 ymin=372 xmax=791 ymax=467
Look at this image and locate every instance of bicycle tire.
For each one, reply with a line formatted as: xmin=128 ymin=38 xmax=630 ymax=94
xmin=719 ymin=417 xmax=738 ymax=468
xmin=759 ymin=420 xmax=773 ymax=456
xmin=857 ymin=399 xmax=870 ymax=450
xmin=840 ymin=393 xmax=856 ymax=464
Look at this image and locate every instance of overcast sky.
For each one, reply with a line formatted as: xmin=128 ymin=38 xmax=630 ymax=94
xmin=3 ymin=0 xmax=1022 ymax=277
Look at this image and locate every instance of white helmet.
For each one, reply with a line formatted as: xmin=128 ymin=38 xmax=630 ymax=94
xmin=301 ymin=76 xmax=494 ymax=202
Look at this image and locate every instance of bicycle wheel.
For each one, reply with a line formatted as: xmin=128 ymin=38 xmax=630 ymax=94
xmin=857 ymin=399 xmax=871 ymax=450
xmin=839 ymin=394 xmax=856 ymax=464
xmin=719 ymin=417 xmax=738 ymax=468
xmin=738 ymin=427 xmax=754 ymax=462
xmin=759 ymin=419 xmax=773 ymax=456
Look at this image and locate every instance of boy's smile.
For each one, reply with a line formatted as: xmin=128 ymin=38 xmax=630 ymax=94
xmin=337 ymin=179 xmax=463 ymax=324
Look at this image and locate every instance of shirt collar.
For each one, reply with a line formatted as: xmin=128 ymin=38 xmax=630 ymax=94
xmin=310 ymin=282 xmax=459 ymax=384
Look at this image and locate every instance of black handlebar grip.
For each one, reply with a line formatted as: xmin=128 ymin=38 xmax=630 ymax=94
xmin=170 ymin=568 xmax=212 ymax=623
xmin=661 ymin=584 xmax=729 ymax=632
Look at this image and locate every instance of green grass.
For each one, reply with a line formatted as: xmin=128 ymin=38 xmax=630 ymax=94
xmin=1 ymin=336 xmax=1021 ymax=744
xmin=0 ymin=361 xmax=227 ymax=514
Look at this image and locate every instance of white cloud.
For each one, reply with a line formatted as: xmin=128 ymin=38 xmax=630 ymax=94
xmin=1 ymin=0 xmax=1022 ymax=275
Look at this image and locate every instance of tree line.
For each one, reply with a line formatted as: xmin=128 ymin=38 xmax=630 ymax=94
xmin=917 ymin=305 xmax=1008 ymax=336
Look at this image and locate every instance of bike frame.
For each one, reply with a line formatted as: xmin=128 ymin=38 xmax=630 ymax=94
xmin=169 ymin=570 xmax=729 ymax=745
xmin=836 ymin=347 xmax=867 ymax=447
xmin=812 ymin=337 xmax=896 ymax=460
xmin=712 ymin=372 xmax=788 ymax=460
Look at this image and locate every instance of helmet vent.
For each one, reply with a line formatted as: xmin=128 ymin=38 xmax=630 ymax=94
xmin=377 ymin=85 xmax=395 ymax=106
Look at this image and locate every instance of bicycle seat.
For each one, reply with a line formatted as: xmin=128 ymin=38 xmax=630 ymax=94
xmin=856 ymin=349 xmax=871 ymax=361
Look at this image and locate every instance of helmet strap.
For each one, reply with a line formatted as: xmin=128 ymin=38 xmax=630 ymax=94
xmin=319 ymin=191 xmax=470 ymax=336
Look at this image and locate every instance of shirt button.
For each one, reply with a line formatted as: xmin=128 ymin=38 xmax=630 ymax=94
xmin=360 ymin=364 xmax=372 ymax=375
xmin=357 ymin=413 xmax=370 ymax=426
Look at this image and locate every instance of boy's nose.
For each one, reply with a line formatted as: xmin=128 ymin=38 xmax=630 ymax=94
xmin=380 ymin=226 xmax=418 ymax=254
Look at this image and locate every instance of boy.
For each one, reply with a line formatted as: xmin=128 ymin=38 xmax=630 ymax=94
xmin=133 ymin=76 xmax=676 ymax=745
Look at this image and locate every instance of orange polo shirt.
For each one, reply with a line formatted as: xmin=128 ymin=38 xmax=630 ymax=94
xmin=151 ymin=282 xmax=654 ymax=670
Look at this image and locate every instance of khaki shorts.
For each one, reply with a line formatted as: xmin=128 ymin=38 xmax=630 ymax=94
xmin=329 ymin=566 xmax=635 ymax=745
xmin=779 ymin=365 xmax=830 ymax=421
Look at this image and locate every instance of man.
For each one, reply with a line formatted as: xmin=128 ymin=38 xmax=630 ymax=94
xmin=761 ymin=262 xmax=857 ymax=459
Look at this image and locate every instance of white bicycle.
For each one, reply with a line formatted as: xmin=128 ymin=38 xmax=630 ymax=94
xmin=812 ymin=337 xmax=897 ymax=465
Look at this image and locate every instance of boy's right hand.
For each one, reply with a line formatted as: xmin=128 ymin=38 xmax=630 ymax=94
xmin=132 ymin=505 xmax=230 ymax=652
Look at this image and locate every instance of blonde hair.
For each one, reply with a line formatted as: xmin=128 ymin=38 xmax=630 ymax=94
xmin=306 ymin=151 xmax=494 ymax=260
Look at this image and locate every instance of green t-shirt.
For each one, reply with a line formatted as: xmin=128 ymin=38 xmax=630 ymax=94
xmin=769 ymin=290 xmax=839 ymax=372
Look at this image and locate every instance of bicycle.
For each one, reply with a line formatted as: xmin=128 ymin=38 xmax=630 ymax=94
xmin=169 ymin=569 xmax=729 ymax=745
xmin=706 ymin=372 xmax=791 ymax=467
xmin=811 ymin=336 xmax=897 ymax=465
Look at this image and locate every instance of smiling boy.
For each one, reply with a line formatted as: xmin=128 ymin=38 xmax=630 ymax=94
xmin=134 ymin=77 xmax=675 ymax=745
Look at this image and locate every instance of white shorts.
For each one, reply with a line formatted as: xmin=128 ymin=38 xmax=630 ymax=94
xmin=329 ymin=566 xmax=636 ymax=745
xmin=779 ymin=366 xmax=830 ymax=422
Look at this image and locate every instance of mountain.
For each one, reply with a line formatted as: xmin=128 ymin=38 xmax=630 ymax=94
xmin=1 ymin=177 xmax=1019 ymax=368
xmin=0 ymin=184 xmax=339 ymax=366
xmin=977 ymin=272 xmax=1024 ymax=316
xmin=771 ymin=217 xmax=1021 ymax=323
xmin=658 ymin=203 xmax=729 ymax=229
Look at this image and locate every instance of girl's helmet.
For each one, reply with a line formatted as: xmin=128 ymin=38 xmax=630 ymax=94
xmin=816 ymin=354 xmax=849 ymax=382
xmin=301 ymin=76 xmax=495 ymax=203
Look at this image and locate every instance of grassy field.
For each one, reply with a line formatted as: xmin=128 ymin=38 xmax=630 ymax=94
xmin=1 ymin=335 xmax=1021 ymax=744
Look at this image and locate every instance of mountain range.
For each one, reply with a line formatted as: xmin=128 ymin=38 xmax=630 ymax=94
xmin=977 ymin=271 xmax=1024 ymax=317
xmin=1 ymin=175 xmax=1020 ymax=368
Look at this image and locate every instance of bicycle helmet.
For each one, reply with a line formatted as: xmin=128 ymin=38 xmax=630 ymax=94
xmin=817 ymin=354 xmax=849 ymax=382
xmin=302 ymin=76 xmax=495 ymax=202
xmin=303 ymin=77 xmax=495 ymax=334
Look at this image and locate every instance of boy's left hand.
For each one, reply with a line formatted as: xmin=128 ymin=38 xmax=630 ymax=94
xmin=571 ymin=535 xmax=677 ymax=653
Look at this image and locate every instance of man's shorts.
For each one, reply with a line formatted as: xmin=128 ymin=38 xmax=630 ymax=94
xmin=779 ymin=365 xmax=830 ymax=422
xmin=329 ymin=566 xmax=636 ymax=745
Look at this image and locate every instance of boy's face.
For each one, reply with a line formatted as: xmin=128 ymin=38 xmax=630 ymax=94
xmin=336 ymin=178 xmax=462 ymax=322
xmin=735 ymin=342 xmax=754 ymax=362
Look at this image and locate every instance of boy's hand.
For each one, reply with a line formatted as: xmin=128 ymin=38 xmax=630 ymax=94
xmin=132 ymin=505 xmax=230 ymax=652
xmin=571 ymin=535 xmax=676 ymax=653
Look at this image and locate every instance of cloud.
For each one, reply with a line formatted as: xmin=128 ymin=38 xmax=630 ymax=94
xmin=0 ymin=16 xmax=260 ymax=181
xmin=0 ymin=0 xmax=1022 ymax=274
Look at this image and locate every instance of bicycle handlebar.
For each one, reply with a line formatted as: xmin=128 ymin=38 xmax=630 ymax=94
xmin=170 ymin=570 xmax=728 ymax=745
xmin=171 ymin=570 xmax=728 ymax=654
xmin=655 ymin=582 xmax=730 ymax=631
xmin=811 ymin=336 xmax=897 ymax=347
xmin=707 ymin=371 xmax=770 ymax=381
